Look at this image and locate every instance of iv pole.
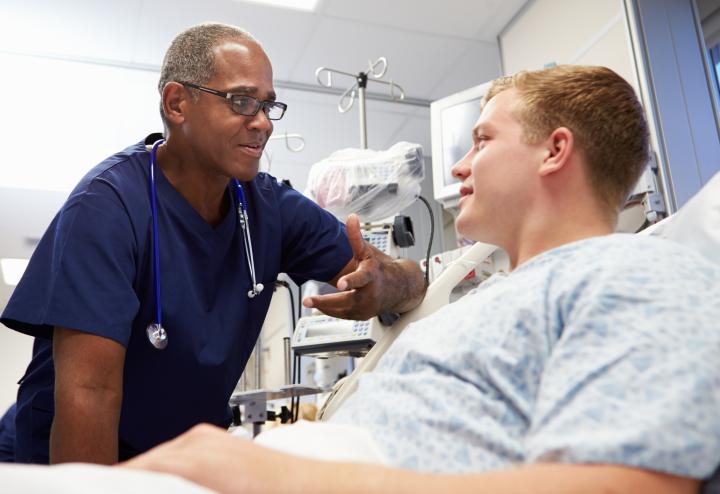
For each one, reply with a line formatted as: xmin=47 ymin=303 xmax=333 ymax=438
xmin=310 ymin=58 xmax=411 ymax=375
xmin=316 ymin=57 xmax=406 ymax=149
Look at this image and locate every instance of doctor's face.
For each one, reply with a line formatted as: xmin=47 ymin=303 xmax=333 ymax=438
xmin=183 ymin=39 xmax=275 ymax=181
xmin=450 ymin=89 xmax=546 ymax=245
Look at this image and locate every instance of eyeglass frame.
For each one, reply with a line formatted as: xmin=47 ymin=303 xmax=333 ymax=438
xmin=179 ymin=81 xmax=288 ymax=120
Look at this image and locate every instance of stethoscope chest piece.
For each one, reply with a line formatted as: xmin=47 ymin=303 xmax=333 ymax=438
xmin=146 ymin=323 xmax=168 ymax=350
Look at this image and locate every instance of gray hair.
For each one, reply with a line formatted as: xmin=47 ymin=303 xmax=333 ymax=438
xmin=158 ymin=22 xmax=258 ymax=126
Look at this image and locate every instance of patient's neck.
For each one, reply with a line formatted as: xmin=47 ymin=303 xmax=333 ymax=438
xmin=506 ymin=200 xmax=616 ymax=270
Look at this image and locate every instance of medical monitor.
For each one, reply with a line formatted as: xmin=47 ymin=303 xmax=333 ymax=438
xmin=431 ymin=81 xmax=492 ymax=208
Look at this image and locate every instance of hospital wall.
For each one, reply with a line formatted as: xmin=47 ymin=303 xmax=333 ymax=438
xmin=0 ymin=187 xmax=69 ymax=414
xmin=500 ymin=0 xmax=637 ymax=87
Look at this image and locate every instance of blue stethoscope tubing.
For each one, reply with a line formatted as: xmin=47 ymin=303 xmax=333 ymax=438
xmin=149 ymin=139 xmax=164 ymax=330
xmin=146 ymin=139 xmax=263 ymax=350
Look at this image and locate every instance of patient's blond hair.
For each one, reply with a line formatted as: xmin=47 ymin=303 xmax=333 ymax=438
xmin=485 ymin=65 xmax=650 ymax=213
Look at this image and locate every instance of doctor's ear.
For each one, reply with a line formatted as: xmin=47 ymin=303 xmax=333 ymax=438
xmin=538 ymin=127 xmax=574 ymax=176
xmin=161 ymin=82 xmax=188 ymax=125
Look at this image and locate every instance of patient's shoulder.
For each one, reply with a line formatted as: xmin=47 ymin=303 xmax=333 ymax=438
xmin=558 ymin=233 xmax=718 ymax=279
xmin=540 ymin=233 xmax=720 ymax=320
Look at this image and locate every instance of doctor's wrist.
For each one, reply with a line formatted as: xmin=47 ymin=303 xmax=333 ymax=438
xmin=380 ymin=258 xmax=427 ymax=314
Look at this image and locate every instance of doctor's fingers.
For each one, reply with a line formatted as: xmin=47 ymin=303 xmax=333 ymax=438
xmin=336 ymin=266 xmax=374 ymax=291
xmin=345 ymin=214 xmax=369 ymax=258
xmin=303 ymin=291 xmax=378 ymax=321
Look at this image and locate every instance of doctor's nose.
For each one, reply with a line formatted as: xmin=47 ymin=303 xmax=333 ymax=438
xmin=247 ymin=109 xmax=274 ymax=134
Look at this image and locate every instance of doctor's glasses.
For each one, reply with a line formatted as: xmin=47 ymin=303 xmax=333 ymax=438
xmin=180 ymin=81 xmax=287 ymax=120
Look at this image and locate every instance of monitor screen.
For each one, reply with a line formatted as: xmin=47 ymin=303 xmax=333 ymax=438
xmin=439 ymin=98 xmax=482 ymax=187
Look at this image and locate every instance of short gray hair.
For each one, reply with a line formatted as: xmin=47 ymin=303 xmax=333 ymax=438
xmin=158 ymin=22 xmax=258 ymax=126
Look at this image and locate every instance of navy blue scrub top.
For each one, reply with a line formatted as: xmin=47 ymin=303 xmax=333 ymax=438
xmin=1 ymin=135 xmax=352 ymax=463
xmin=0 ymin=403 xmax=16 ymax=462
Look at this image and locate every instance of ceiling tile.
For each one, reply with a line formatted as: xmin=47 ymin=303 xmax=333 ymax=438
xmin=322 ymin=0 xmax=526 ymax=43
xmin=131 ymin=0 xmax=322 ymax=80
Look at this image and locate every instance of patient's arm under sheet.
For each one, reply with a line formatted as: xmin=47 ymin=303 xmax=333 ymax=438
xmin=1 ymin=462 xmax=216 ymax=494
xmin=250 ymin=420 xmax=388 ymax=465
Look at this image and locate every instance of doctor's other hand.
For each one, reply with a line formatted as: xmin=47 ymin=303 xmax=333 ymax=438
xmin=302 ymin=214 xmax=426 ymax=321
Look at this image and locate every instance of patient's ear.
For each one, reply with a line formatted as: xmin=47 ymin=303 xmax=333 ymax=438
xmin=538 ymin=127 xmax=574 ymax=177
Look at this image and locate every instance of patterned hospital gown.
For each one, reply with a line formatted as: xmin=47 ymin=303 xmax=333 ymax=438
xmin=330 ymin=234 xmax=720 ymax=482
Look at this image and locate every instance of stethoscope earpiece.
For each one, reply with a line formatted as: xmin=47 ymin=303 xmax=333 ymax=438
xmin=146 ymin=139 xmax=263 ymax=350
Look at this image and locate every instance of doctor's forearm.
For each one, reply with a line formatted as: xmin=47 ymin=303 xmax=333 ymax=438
xmin=51 ymin=327 xmax=126 ymax=464
xmin=381 ymin=258 xmax=426 ymax=313
xmin=50 ymin=386 xmax=122 ymax=464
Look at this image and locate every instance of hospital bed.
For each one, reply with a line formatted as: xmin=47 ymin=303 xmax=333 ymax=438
xmin=3 ymin=171 xmax=719 ymax=493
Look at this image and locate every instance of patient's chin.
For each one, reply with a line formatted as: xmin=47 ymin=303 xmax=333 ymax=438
xmin=455 ymin=217 xmax=481 ymax=244
xmin=457 ymin=222 xmax=496 ymax=248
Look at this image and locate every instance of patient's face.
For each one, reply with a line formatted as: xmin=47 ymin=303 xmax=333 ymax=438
xmin=451 ymin=89 xmax=546 ymax=244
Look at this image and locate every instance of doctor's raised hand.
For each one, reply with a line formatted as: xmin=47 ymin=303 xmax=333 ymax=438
xmin=302 ymin=214 xmax=427 ymax=321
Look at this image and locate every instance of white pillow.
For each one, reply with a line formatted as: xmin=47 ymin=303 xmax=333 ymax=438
xmin=643 ymin=172 xmax=720 ymax=265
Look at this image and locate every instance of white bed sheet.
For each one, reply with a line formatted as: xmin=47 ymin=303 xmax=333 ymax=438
xmin=0 ymin=463 xmax=216 ymax=494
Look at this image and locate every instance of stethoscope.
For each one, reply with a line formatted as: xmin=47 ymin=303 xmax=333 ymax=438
xmin=145 ymin=139 xmax=264 ymax=350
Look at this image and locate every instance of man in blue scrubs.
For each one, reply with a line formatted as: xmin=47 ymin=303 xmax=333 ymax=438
xmin=0 ymin=23 xmax=425 ymax=465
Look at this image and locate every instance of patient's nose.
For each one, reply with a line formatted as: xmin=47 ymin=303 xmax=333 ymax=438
xmin=451 ymin=147 xmax=473 ymax=179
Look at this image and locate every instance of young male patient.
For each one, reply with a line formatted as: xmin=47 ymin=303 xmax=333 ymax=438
xmin=124 ymin=65 xmax=720 ymax=494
